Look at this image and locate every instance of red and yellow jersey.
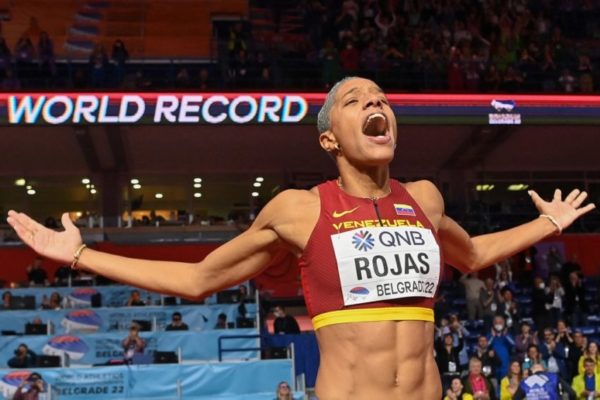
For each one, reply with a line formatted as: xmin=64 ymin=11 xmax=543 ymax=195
xmin=299 ymin=179 xmax=443 ymax=330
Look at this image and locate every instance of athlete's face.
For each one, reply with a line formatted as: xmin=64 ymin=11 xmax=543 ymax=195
xmin=324 ymin=78 xmax=397 ymax=166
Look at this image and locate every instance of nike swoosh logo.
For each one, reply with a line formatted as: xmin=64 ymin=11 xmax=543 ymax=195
xmin=332 ymin=206 xmax=360 ymax=218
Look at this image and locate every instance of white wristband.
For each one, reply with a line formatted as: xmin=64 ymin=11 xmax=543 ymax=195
xmin=539 ymin=214 xmax=562 ymax=235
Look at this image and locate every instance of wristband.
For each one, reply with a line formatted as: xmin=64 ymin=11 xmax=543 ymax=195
xmin=71 ymin=244 xmax=88 ymax=269
xmin=539 ymin=214 xmax=562 ymax=235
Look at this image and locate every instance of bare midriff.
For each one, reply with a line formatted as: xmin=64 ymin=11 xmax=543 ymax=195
xmin=314 ymin=320 xmax=441 ymax=400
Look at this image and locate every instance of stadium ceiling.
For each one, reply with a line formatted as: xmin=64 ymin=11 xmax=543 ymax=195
xmin=1 ymin=123 xmax=599 ymax=218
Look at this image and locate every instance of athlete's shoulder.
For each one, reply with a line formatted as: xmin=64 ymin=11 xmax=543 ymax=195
xmin=257 ymin=188 xmax=319 ymax=225
xmin=402 ymin=179 xmax=445 ymax=215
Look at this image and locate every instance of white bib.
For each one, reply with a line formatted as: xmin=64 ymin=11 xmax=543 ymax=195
xmin=331 ymin=227 xmax=441 ymax=306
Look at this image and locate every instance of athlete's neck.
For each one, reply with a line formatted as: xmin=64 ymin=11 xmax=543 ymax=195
xmin=337 ymin=167 xmax=390 ymax=200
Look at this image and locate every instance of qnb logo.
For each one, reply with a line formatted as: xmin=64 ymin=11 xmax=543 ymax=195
xmin=491 ymin=99 xmax=516 ymax=112
xmin=352 ymin=230 xmax=375 ymax=252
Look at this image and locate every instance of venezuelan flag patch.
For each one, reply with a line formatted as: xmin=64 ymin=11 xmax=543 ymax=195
xmin=394 ymin=203 xmax=416 ymax=216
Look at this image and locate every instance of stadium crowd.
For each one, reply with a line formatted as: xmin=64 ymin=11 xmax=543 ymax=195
xmin=0 ymin=1 xmax=597 ymax=91
xmin=435 ymin=251 xmax=600 ymax=399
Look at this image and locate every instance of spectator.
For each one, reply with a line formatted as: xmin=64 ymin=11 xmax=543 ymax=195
xmin=340 ymin=40 xmax=360 ymax=74
xmin=275 ymin=381 xmax=293 ymax=400
xmin=532 ymin=277 xmax=552 ymax=333
xmin=1 ymin=290 xmax=12 ymax=310
xmin=571 ymin=357 xmax=600 ymax=399
xmin=27 ymin=257 xmax=48 ymax=286
xmin=54 ymin=264 xmax=76 ymax=286
xmin=7 ymin=343 xmax=36 ymax=368
xmin=500 ymin=360 xmax=523 ymax=400
xmin=564 ymin=272 xmax=588 ymax=328
xmin=577 ymin=54 xmax=594 ymax=93
xmin=463 ymin=357 xmax=497 ymax=400
xmin=122 ymin=323 xmax=145 ymax=361
xmin=540 ymin=328 xmax=567 ymax=377
xmin=41 ymin=292 xmax=62 ymax=310
xmin=558 ymin=68 xmax=576 ymax=93
xmin=436 ymin=330 xmax=464 ymax=389
xmin=546 ymin=276 xmax=565 ymax=326
xmin=198 ymin=68 xmax=211 ymax=90
xmin=89 ymin=43 xmax=109 ymax=88
xmin=448 ymin=313 xmax=470 ymax=369
xmin=227 ymin=22 xmax=247 ymax=57
xmin=111 ymin=39 xmax=129 ymax=86
xmin=545 ymin=246 xmax=563 ymax=276
xmin=472 ymin=335 xmax=501 ymax=389
xmin=480 ymin=278 xmax=499 ymax=331
xmin=461 ymin=272 xmax=485 ymax=321
xmin=253 ymin=52 xmax=272 ymax=88
xmin=215 ymin=313 xmax=228 ymax=329
xmin=515 ymin=322 xmax=538 ymax=363
xmin=14 ymin=35 xmax=35 ymax=85
xmin=0 ymin=37 xmax=12 ymax=79
xmin=568 ymin=330 xmax=587 ymax=381
xmin=37 ymin=31 xmax=55 ymax=84
xmin=319 ymin=39 xmax=341 ymax=89
xmin=513 ymin=363 xmax=575 ymax=400
xmin=126 ymin=290 xmax=145 ymax=306
xmin=523 ymin=345 xmax=548 ymax=373
xmin=579 ymin=342 xmax=600 ymax=376
xmin=166 ymin=312 xmax=189 ymax=331
xmin=12 ymin=372 xmax=45 ymax=400
xmin=237 ymin=285 xmax=248 ymax=319
xmin=273 ymin=305 xmax=300 ymax=334
xmin=489 ymin=315 xmax=515 ymax=382
xmin=497 ymin=287 xmax=519 ymax=331
xmin=360 ymin=40 xmax=380 ymax=78
xmin=444 ymin=377 xmax=473 ymax=400
xmin=175 ymin=67 xmax=191 ymax=87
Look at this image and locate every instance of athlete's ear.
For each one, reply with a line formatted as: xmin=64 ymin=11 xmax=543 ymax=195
xmin=319 ymin=131 xmax=339 ymax=154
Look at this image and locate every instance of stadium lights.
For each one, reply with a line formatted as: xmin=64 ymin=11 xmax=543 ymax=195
xmin=193 ymin=177 xmax=202 ymax=183
xmin=90 ymin=189 xmax=97 ymax=194
xmin=476 ymin=184 xmax=495 ymax=192
xmin=194 ymin=192 xmax=202 ymax=198
xmin=133 ymin=184 xmax=142 ymax=190
xmin=255 ymin=177 xmax=264 ymax=182
xmin=26 ymin=185 xmax=32 ymax=190
xmin=81 ymin=178 xmax=90 ymax=184
xmin=130 ymin=178 xmax=139 ymax=185
xmin=508 ymin=184 xmax=529 ymax=191
xmin=194 ymin=183 xmax=202 ymax=188
xmin=251 ymin=192 xmax=259 ymax=197
xmin=253 ymin=182 xmax=261 ymax=187
xmin=27 ymin=189 xmax=36 ymax=195
xmin=155 ymin=193 xmax=164 ymax=199
xmin=14 ymin=178 xmax=26 ymax=186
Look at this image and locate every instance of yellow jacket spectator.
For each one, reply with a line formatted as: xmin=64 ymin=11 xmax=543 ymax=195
xmin=578 ymin=342 xmax=600 ymax=375
xmin=501 ymin=360 xmax=524 ymax=400
xmin=572 ymin=358 xmax=600 ymax=400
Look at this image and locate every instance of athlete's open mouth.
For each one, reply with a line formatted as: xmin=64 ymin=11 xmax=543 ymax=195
xmin=362 ymin=112 xmax=388 ymax=137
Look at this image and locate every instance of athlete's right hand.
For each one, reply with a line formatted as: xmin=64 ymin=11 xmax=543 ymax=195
xmin=7 ymin=211 xmax=83 ymax=264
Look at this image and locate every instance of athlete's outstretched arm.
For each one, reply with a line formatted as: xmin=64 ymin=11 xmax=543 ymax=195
xmin=439 ymin=189 xmax=595 ymax=272
xmin=6 ymin=192 xmax=296 ymax=299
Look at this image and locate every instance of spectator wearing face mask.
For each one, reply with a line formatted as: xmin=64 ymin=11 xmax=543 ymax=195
xmin=489 ymin=315 xmax=515 ymax=383
xmin=273 ymin=305 xmax=300 ymax=335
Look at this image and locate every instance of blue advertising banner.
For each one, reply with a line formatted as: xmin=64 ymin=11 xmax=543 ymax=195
xmin=0 ymin=329 xmax=259 ymax=366
xmin=2 ymin=284 xmax=242 ymax=308
xmin=0 ymin=303 xmax=255 ymax=334
xmin=0 ymin=360 xmax=295 ymax=399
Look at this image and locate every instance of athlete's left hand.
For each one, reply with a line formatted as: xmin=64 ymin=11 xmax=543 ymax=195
xmin=529 ymin=188 xmax=595 ymax=232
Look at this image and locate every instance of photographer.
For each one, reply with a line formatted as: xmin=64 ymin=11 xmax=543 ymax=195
xmin=13 ymin=372 xmax=45 ymax=400
xmin=7 ymin=344 xmax=37 ymax=368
